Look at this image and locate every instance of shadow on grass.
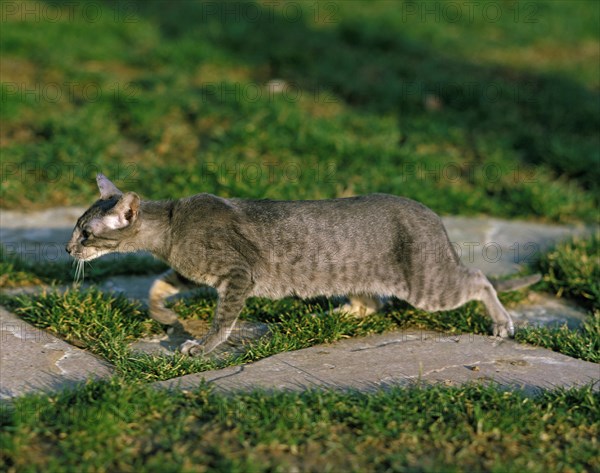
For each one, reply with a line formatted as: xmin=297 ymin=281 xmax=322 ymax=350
xmin=118 ymin=0 xmax=599 ymax=190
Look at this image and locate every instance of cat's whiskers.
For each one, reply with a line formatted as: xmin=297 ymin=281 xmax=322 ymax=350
xmin=71 ymin=259 xmax=77 ymax=279
xmin=74 ymin=259 xmax=85 ymax=284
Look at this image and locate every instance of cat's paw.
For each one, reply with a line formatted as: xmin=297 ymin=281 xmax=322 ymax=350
xmin=492 ymin=322 xmax=515 ymax=338
xmin=179 ymin=339 xmax=205 ymax=357
xmin=179 ymin=335 xmax=224 ymax=357
xmin=333 ymin=303 xmax=376 ymax=318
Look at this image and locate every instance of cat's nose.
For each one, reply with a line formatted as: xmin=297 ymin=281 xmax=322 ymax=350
xmin=65 ymin=245 xmax=72 ymax=255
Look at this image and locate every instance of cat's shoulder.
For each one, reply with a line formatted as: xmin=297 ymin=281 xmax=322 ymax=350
xmin=175 ymin=193 xmax=240 ymax=217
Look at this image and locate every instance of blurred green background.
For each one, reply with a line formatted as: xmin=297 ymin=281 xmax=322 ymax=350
xmin=1 ymin=0 xmax=598 ymax=222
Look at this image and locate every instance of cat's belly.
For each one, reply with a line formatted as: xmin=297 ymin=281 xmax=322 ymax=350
xmin=251 ymin=264 xmax=403 ymax=299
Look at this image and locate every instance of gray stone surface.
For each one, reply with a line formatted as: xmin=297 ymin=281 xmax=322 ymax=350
xmin=1 ymin=207 xmax=86 ymax=262
xmin=155 ymin=330 xmax=599 ymax=394
xmin=510 ymin=293 xmax=589 ymax=329
xmin=0 ymin=306 xmax=113 ymax=400
xmin=442 ymin=216 xmax=593 ymax=277
xmin=0 ymin=206 xmax=152 ymax=264
xmin=98 ymin=275 xmax=161 ymax=305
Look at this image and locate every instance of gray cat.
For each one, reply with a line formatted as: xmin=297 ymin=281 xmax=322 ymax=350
xmin=66 ymin=174 xmax=540 ymax=356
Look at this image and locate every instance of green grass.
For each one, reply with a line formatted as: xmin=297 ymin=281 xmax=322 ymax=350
xmin=515 ymin=311 xmax=600 ymax=363
xmin=1 ymin=380 xmax=598 ymax=473
xmin=1 ymin=0 xmax=598 ymax=222
xmin=537 ymin=234 xmax=600 ymax=311
xmin=2 ymin=2 xmax=599 ymax=471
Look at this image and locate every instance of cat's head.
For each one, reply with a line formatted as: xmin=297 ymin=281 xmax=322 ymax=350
xmin=66 ymin=174 xmax=140 ymax=261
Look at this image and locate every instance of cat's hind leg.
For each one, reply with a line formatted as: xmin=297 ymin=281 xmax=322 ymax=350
xmin=450 ymin=268 xmax=515 ymax=337
xmin=148 ymin=270 xmax=196 ymax=326
xmin=471 ymin=270 xmax=515 ymax=337
xmin=406 ymin=267 xmax=514 ymax=338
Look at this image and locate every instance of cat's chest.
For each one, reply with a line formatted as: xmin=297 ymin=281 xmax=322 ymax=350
xmin=172 ymin=264 xmax=224 ymax=289
xmin=167 ymin=250 xmax=224 ymax=288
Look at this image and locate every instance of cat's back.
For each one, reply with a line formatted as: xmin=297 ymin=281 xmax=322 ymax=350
xmin=233 ymin=193 xmax=436 ymax=225
xmin=176 ymin=192 xmax=443 ymax=236
xmin=231 ymin=193 xmax=444 ymax=242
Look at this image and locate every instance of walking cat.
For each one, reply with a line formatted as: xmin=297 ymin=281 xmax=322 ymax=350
xmin=66 ymin=174 xmax=540 ymax=356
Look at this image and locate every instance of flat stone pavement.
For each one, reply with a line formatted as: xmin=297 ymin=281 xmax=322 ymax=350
xmin=1 ymin=207 xmax=598 ymax=399
xmin=155 ymin=330 xmax=599 ymax=395
xmin=0 ymin=306 xmax=113 ymax=400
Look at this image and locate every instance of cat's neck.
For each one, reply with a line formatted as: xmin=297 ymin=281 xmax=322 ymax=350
xmin=126 ymin=200 xmax=174 ymax=260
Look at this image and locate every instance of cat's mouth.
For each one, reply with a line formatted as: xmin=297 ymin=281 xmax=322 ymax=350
xmin=69 ymin=249 xmax=111 ymax=263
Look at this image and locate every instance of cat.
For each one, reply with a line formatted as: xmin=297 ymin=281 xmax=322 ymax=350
xmin=66 ymin=174 xmax=540 ymax=356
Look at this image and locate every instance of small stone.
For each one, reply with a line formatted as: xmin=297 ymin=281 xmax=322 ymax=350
xmin=266 ymin=79 xmax=288 ymax=94
xmin=424 ymin=94 xmax=443 ymax=111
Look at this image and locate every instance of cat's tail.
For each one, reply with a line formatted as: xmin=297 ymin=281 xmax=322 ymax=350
xmin=489 ymin=273 xmax=542 ymax=292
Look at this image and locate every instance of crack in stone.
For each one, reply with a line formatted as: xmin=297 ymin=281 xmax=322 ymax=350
xmin=349 ymin=336 xmax=430 ymax=352
xmin=277 ymin=359 xmax=340 ymax=389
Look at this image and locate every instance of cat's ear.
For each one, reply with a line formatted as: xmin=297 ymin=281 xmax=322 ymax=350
xmin=105 ymin=192 xmax=140 ymax=230
xmin=97 ymin=173 xmax=123 ymax=200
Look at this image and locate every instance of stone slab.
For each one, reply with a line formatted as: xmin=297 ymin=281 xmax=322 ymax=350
xmin=0 ymin=306 xmax=113 ymax=400
xmin=509 ymin=293 xmax=589 ymax=330
xmin=154 ymin=330 xmax=599 ymax=394
xmin=0 ymin=206 xmax=152 ymax=264
xmin=1 ymin=207 xmax=87 ymax=263
xmin=442 ymin=216 xmax=594 ymax=277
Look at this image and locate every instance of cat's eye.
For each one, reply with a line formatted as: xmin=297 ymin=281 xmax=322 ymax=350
xmin=81 ymin=229 xmax=91 ymax=240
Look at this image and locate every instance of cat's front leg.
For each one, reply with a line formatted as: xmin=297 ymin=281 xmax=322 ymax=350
xmin=180 ymin=268 xmax=253 ymax=357
xmin=148 ymin=270 xmax=196 ymax=326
